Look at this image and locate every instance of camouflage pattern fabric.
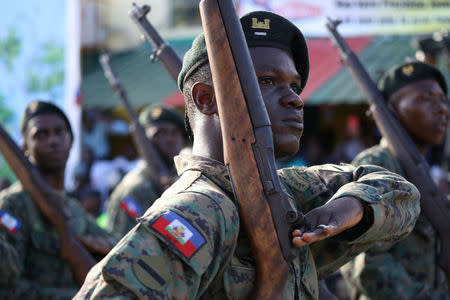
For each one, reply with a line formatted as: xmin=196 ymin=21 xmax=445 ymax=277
xmin=106 ymin=161 xmax=161 ymax=238
xmin=0 ymin=237 xmax=20 ymax=286
xmin=341 ymin=140 xmax=449 ymax=300
xmin=0 ymin=182 xmax=118 ymax=300
xmin=75 ymin=154 xmax=420 ymax=300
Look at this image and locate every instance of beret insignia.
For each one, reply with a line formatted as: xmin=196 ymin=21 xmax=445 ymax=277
xmin=251 ymin=17 xmax=270 ymax=30
xmin=401 ymin=64 xmax=414 ymax=76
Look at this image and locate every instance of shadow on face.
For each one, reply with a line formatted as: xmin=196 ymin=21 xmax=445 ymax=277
xmin=22 ymin=114 xmax=72 ymax=171
xmin=389 ymin=79 xmax=448 ymax=148
xmin=249 ymin=47 xmax=304 ymax=158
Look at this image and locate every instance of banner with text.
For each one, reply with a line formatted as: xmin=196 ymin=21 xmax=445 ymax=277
xmin=238 ymin=0 xmax=450 ymax=37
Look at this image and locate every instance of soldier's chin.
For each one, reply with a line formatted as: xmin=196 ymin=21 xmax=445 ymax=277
xmin=274 ymin=137 xmax=300 ymax=159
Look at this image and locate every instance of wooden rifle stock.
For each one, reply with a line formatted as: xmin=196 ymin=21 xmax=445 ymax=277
xmin=326 ymin=18 xmax=450 ymax=283
xmin=99 ymin=53 xmax=170 ymax=196
xmin=199 ymin=1 xmax=304 ymax=298
xmin=0 ymin=124 xmax=69 ymax=221
xmin=129 ymin=3 xmax=182 ymax=83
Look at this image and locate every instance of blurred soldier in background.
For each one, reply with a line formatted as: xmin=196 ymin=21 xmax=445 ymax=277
xmin=342 ymin=62 xmax=449 ymax=299
xmin=0 ymin=101 xmax=118 ymax=299
xmin=105 ymin=104 xmax=186 ymax=238
xmin=414 ymin=35 xmax=442 ymax=67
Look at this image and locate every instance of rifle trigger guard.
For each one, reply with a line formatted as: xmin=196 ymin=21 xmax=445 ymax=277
xmin=289 ymin=216 xmax=306 ymax=237
xmin=285 ymin=210 xmax=298 ymax=224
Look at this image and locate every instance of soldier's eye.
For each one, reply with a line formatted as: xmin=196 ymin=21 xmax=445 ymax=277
xmin=290 ymin=84 xmax=301 ymax=95
xmin=259 ymin=77 xmax=275 ymax=86
xmin=34 ymin=131 xmax=46 ymax=139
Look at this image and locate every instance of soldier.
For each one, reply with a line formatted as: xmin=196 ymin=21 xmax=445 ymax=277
xmin=105 ymin=104 xmax=185 ymax=238
xmin=75 ymin=11 xmax=420 ymax=299
xmin=0 ymin=101 xmax=118 ymax=299
xmin=414 ymin=35 xmax=442 ymax=67
xmin=342 ymin=61 xmax=449 ymax=299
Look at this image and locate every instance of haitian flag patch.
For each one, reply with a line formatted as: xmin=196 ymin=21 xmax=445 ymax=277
xmin=0 ymin=210 xmax=21 ymax=233
xmin=120 ymin=197 xmax=142 ymax=218
xmin=151 ymin=211 xmax=206 ymax=259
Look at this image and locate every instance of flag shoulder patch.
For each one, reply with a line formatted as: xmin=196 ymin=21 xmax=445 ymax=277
xmin=0 ymin=210 xmax=21 ymax=233
xmin=151 ymin=211 xmax=206 ymax=259
xmin=120 ymin=197 xmax=142 ymax=218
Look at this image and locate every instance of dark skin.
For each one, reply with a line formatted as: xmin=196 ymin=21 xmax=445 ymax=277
xmin=22 ymin=114 xmax=111 ymax=286
xmin=388 ymin=79 xmax=448 ymax=155
xmin=145 ymin=120 xmax=185 ymax=167
xmin=189 ymin=47 xmax=363 ymax=248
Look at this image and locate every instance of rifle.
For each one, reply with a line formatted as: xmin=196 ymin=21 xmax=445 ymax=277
xmin=326 ymin=18 xmax=450 ymax=283
xmin=199 ymin=1 xmax=304 ymax=298
xmin=129 ymin=3 xmax=182 ymax=83
xmin=99 ymin=53 xmax=170 ymax=195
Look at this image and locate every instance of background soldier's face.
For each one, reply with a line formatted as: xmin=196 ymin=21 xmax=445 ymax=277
xmin=23 ymin=114 xmax=72 ymax=171
xmin=146 ymin=121 xmax=184 ymax=162
xmin=390 ymin=79 xmax=448 ymax=147
xmin=249 ymin=47 xmax=304 ymax=158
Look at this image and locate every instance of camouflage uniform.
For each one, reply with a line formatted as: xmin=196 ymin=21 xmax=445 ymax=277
xmin=106 ymin=161 xmax=161 ymax=238
xmin=75 ymin=154 xmax=419 ymax=300
xmin=0 ymin=182 xmax=118 ymax=300
xmin=341 ymin=139 xmax=449 ymax=300
xmin=0 ymin=237 xmax=20 ymax=286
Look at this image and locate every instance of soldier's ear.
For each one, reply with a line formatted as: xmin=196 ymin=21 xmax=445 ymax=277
xmin=191 ymin=82 xmax=217 ymax=115
xmin=21 ymin=141 xmax=29 ymax=157
xmin=387 ymin=95 xmax=401 ymax=118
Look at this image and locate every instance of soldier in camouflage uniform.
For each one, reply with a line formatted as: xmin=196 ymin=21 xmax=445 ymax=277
xmin=342 ymin=62 xmax=450 ymax=299
xmin=0 ymin=101 xmax=118 ymax=299
xmin=106 ymin=105 xmax=185 ymax=238
xmin=75 ymin=11 xmax=420 ymax=300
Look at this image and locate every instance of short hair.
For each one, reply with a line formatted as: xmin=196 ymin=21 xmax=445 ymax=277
xmin=21 ymin=100 xmax=73 ymax=139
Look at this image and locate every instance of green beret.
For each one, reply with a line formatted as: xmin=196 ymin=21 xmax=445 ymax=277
xmin=20 ymin=100 xmax=73 ymax=138
xmin=139 ymin=104 xmax=185 ymax=133
xmin=178 ymin=11 xmax=309 ymax=93
xmin=378 ymin=61 xmax=448 ymax=100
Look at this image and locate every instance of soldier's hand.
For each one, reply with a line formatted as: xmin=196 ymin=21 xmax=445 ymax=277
xmin=78 ymin=235 xmax=112 ymax=256
xmin=292 ymin=196 xmax=363 ymax=247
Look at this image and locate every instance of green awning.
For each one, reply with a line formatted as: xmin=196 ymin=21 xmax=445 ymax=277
xmin=307 ymin=35 xmax=450 ymax=105
xmin=81 ymin=39 xmax=193 ymax=109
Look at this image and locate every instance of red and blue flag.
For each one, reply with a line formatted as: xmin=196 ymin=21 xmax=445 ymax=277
xmin=120 ymin=197 xmax=142 ymax=218
xmin=152 ymin=211 xmax=206 ymax=259
xmin=0 ymin=210 xmax=21 ymax=233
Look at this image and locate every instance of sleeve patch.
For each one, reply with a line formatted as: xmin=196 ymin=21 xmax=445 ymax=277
xmin=0 ymin=210 xmax=21 ymax=233
xmin=120 ymin=197 xmax=142 ymax=218
xmin=151 ymin=211 xmax=206 ymax=259
xmin=132 ymin=255 xmax=169 ymax=291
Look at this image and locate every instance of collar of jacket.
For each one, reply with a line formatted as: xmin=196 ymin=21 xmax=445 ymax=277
xmin=174 ymin=154 xmax=233 ymax=194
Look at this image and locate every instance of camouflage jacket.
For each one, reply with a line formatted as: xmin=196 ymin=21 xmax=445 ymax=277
xmin=342 ymin=141 xmax=449 ymax=300
xmin=0 ymin=182 xmax=118 ymax=300
xmin=75 ymin=154 xmax=420 ymax=300
xmin=0 ymin=237 xmax=20 ymax=286
xmin=106 ymin=161 xmax=162 ymax=238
